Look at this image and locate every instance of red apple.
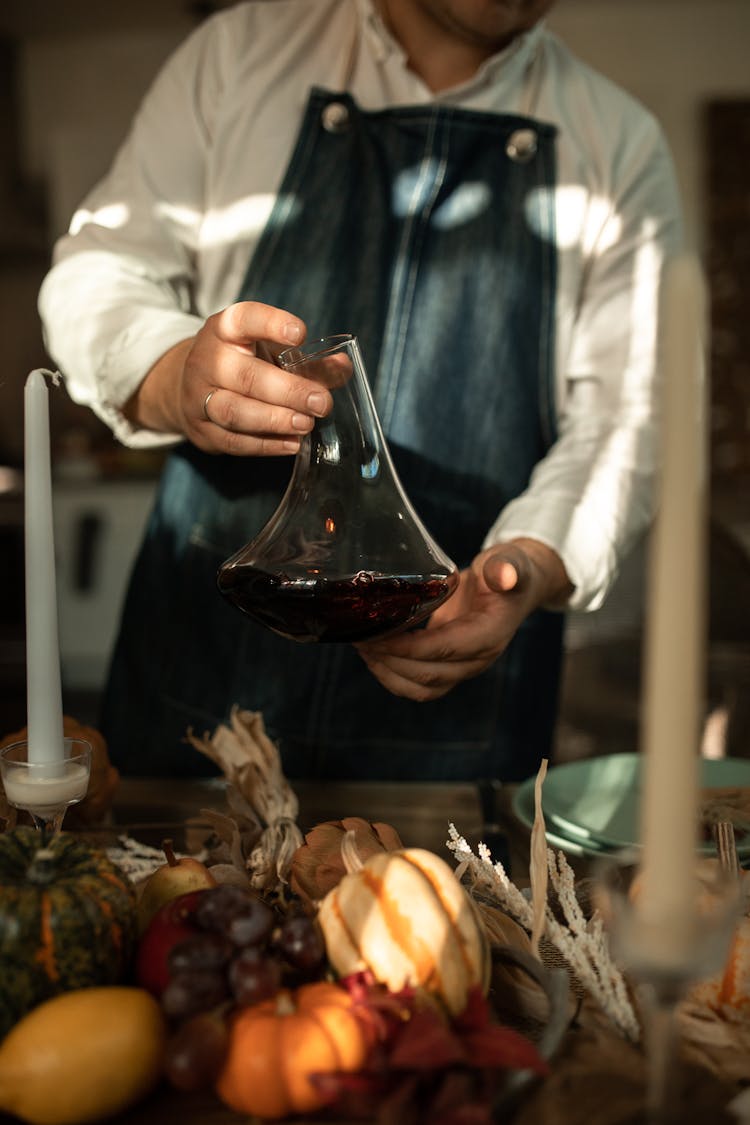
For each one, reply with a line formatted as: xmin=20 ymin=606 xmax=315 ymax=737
xmin=135 ymin=888 xmax=208 ymax=996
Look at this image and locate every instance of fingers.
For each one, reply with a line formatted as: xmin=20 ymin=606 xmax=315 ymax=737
xmin=482 ymin=545 xmax=532 ymax=594
xmin=482 ymin=540 xmax=573 ymax=607
xmin=199 ymin=373 xmax=327 ymax=445
xmin=181 ymin=301 xmax=335 ymax=455
xmin=356 ymin=620 xmax=498 ymax=701
xmin=357 ymin=645 xmax=487 ymax=701
xmin=214 ymin=300 xmax=305 ymax=352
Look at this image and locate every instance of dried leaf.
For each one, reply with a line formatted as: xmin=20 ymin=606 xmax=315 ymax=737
xmin=205 ymin=862 xmax=253 ymax=888
xmin=198 ymin=807 xmax=258 ymax=871
xmin=479 ymin=902 xmax=531 ymax=948
xmin=290 ymin=816 xmax=404 ymax=909
xmin=679 ymin=999 xmax=750 ymax=1088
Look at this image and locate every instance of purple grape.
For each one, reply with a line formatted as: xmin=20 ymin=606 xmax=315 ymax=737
xmin=195 ymin=884 xmax=276 ymax=947
xmin=168 ymin=932 xmax=234 ymax=976
xmin=163 ymin=1011 xmax=230 ymax=1091
xmin=228 ymin=947 xmax=283 ymax=1006
xmin=274 ymin=913 xmax=326 ymax=974
xmin=161 ymin=969 xmax=229 ymax=1020
xmin=225 ymin=898 xmax=275 ymax=948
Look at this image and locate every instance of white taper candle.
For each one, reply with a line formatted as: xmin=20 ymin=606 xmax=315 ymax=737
xmin=637 ymin=254 xmax=707 ymax=963
xmin=24 ymin=369 xmax=65 ymax=764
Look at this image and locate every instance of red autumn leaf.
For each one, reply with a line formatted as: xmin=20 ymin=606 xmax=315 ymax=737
xmin=431 ymin=1106 xmax=496 ymax=1125
xmin=453 ymin=985 xmax=548 ymax=1073
xmin=428 ymin=1069 xmax=494 ymax=1124
xmin=375 ymin=1073 xmax=425 ymax=1125
xmin=462 ymin=1024 xmax=548 ymax=1074
xmin=453 ymin=986 xmax=494 ymax=1031
xmin=309 ymin=1065 xmax=391 ymax=1115
xmin=388 ymin=1008 xmax=466 ymax=1070
xmin=340 ymin=972 xmax=416 ymax=1044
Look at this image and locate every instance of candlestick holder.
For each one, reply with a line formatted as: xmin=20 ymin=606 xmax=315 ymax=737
xmin=595 ymin=850 xmax=741 ymax=1124
xmin=0 ymin=738 xmax=92 ymax=838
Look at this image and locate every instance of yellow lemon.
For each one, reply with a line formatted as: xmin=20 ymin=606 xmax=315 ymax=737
xmin=0 ymin=986 xmax=166 ymax=1124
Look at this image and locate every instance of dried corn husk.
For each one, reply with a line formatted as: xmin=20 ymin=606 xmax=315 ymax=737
xmin=186 ymin=707 xmax=303 ymax=893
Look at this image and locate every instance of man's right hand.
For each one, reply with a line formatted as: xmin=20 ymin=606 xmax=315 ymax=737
xmin=123 ymin=301 xmax=333 ymax=456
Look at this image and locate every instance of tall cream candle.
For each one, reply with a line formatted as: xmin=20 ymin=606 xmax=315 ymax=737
xmin=24 ymin=369 xmax=65 ymax=765
xmin=636 ymin=254 xmax=707 ymax=965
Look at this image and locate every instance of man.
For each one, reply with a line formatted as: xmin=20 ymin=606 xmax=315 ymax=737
xmin=39 ymin=0 xmax=683 ymax=780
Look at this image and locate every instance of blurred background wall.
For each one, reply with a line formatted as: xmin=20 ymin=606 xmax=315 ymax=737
xmin=0 ymin=0 xmax=748 ymax=757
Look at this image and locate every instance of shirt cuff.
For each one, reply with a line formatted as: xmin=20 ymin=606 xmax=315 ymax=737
xmin=95 ymin=311 xmax=203 ymax=448
xmin=483 ymin=497 xmax=619 ymax=613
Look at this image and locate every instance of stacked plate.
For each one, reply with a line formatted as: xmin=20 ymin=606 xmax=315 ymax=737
xmin=512 ymin=752 xmax=750 ymax=860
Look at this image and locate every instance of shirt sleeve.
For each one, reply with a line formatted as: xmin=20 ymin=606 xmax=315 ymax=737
xmin=483 ymin=110 xmax=685 ymax=612
xmin=37 ymin=14 xmax=233 ymax=449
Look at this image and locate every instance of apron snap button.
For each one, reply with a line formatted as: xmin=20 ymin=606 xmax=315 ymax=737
xmin=506 ymin=128 xmax=538 ymax=162
xmin=322 ymin=102 xmax=350 ymax=133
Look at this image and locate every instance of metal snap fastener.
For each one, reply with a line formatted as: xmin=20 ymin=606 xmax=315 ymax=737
xmin=506 ymin=128 xmax=538 ymax=162
xmin=322 ymin=102 xmax=350 ymax=133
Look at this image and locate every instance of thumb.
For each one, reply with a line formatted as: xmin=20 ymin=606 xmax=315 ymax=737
xmin=482 ymin=545 xmax=532 ymax=594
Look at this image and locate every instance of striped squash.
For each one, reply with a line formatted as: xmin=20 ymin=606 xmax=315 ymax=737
xmin=317 ymin=844 xmax=490 ymax=1017
xmin=0 ymin=827 xmax=137 ymax=1036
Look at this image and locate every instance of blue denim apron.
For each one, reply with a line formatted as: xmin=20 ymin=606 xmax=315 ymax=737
xmin=101 ymin=86 xmax=564 ymax=782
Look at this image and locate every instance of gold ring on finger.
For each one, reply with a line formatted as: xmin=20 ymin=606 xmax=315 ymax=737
xmin=202 ymin=389 xmax=217 ymax=422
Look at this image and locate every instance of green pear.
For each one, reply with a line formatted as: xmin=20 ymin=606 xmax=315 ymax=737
xmin=137 ymin=839 xmax=216 ymax=933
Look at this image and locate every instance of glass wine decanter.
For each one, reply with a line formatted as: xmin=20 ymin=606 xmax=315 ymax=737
xmin=217 ymin=334 xmax=459 ymax=643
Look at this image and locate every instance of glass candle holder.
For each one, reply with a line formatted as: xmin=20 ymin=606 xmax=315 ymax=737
xmin=0 ymin=737 xmax=92 ymax=838
xmin=595 ymin=850 xmax=742 ymax=1124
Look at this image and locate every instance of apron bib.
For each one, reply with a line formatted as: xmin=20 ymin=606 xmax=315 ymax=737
xmin=101 ymin=86 xmax=564 ymax=782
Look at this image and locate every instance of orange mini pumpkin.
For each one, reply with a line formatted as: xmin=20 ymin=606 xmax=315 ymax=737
xmin=215 ymin=981 xmax=371 ymax=1119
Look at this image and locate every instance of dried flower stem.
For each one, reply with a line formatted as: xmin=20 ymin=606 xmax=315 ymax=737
xmin=448 ymin=824 xmax=640 ymax=1042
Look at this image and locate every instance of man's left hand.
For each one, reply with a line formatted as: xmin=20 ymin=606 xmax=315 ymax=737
xmin=355 ymin=538 xmax=572 ymax=701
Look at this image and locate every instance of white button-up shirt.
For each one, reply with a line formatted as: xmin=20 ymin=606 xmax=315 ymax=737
xmin=38 ymin=0 xmax=683 ymax=611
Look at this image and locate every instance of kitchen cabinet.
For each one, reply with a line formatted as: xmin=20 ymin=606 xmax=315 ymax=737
xmin=53 ymin=479 xmax=157 ymax=691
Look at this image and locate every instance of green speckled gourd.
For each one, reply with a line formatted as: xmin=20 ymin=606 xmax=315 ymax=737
xmin=0 ymin=826 xmax=137 ymax=1037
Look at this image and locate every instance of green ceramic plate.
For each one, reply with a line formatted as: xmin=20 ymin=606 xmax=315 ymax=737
xmin=512 ymin=753 xmax=750 ymax=858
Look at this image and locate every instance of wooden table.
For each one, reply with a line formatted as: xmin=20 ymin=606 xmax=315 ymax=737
xmin=110 ymin=776 xmax=487 ymax=858
xmin=107 ymin=775 xmax=538 ymax=884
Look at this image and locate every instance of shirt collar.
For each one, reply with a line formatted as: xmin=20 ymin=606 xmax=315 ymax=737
xmin=357 ymin=0 xmax=546 ymax=95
